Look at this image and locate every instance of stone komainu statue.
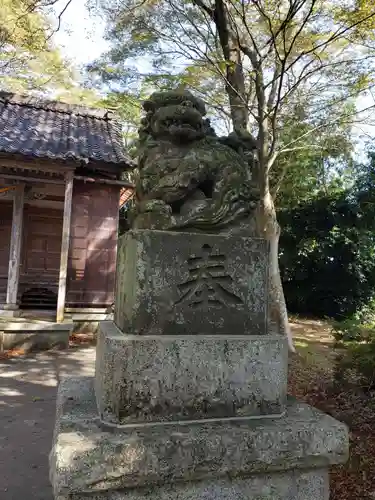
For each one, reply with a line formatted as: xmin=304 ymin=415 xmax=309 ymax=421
xmin=131 ymin=90 xmax=259 ymax=235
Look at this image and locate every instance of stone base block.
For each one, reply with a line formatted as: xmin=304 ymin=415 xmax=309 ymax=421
xmin=95 ymin=321 xmax=288 ymax=424
xmin=0 ymin=324 xmax=72 ymax=352
xmin=115 ymin=230 xmax=269 ymax=336
xmin=0 ymin=307 xmax=20 ymax=318
xmin=63 ymin=469 xmax=329 ymax=500
xmin=49 ymin=377 xmax=349 ymax=500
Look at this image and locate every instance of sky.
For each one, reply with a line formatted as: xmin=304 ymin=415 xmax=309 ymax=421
xmin=51 ymin=0 xmax=153 ymax=92
xmin=51 ymin=0 xmax=108 ymax=66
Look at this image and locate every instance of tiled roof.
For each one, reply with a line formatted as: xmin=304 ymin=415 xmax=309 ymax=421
xmin=0 ymin=92 xmax=134 ymax=169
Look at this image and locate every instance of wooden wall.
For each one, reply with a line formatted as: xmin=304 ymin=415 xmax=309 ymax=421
xmin=0 ymin=202 xmax=63 ymax=306
xmin=66 ymin=181 xmax=120 ymax=308
xmin=0 ymin=182 xmax=120 ymax=310
xmin=0 ymin=202 xmax=12 ymax=304
xmin=22 ymin=206 xmax=63 ymax=277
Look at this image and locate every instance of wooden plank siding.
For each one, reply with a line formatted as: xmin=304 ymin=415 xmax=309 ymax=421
xmin=21 ymin=207 xmax=63 ymax=307
xmin=0 ymin=182 xmax=121 ymax=310
xmin=23 ymin=207 xmax=63 ymax=280
xmin=66 ymin=181 xmax=120 ymax=308
xmin=0 ymin=203 xmax=63 ymax=305
xmin=0 ymin=202 xmax=12 ymax=303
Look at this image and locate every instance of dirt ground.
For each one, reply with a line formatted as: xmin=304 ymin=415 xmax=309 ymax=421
xmin=288 ymin=317 xmax=375 ymax=500
xmin=0 ymin=346 xmax=95 ymax=500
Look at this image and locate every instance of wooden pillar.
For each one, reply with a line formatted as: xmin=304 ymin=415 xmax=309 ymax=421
xmin=56 ymin=172 xmax=74 ymax=323
xmin=5 ymin=184 xmax=25 ymax=310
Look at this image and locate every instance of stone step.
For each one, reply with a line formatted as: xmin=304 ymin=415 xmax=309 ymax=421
xmin=0 ymin=321 xmax=72 ymax=331
xmin=0 ymin=323 xmax=73 ymax=352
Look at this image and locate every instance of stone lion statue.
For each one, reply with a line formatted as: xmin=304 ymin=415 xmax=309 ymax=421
xmin=131 ymin=90 xmax=259 ymax=235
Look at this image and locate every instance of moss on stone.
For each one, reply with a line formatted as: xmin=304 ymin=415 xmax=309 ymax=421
xmin=134 ymin=90 xmax=259 ymax=234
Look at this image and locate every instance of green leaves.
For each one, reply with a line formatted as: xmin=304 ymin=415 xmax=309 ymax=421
xmin=88 ymin=0 xmax=375 ymax=216
xmin=0 ymin=0 xmax=102 ymax=102
xmin=279 ymin=150 xmax=375 ymax=320
xmin=0 ymin=0 xmax=49 ymax=52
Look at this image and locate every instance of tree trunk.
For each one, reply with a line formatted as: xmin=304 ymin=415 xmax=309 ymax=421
xmin=200 ymin=0 xmax=294 ymax=351
xmin=213 ymin=0 xmax=248 ymax=134
xmin=258 ymin=191 xmax=295 ymax=352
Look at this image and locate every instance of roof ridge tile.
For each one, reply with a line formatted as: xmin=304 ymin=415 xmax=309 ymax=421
xmin=0 ymin=91 xmax=115 ymax=120
xmin=0 ymin=91 xmax=134 ymax=169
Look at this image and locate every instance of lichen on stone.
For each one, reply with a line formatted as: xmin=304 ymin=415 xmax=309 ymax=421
xmin=132 ymin=90 xmax=259 ymax=234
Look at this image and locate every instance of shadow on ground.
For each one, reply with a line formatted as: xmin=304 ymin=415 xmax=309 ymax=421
xmin=289 ymin=317 xmax=336 ymax=375
xmin=0 ymin=346 xmax=95 ymax=500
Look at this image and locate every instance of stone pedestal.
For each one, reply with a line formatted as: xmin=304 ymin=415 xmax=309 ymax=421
xmin=50 ymin=230 xmax=349 ymax=499
xmin=50 ymin=377 xmax=347 ymax=500
xmin=95 ymin=322 xmax=288 ymax=423
xmin=114 ymin=230 xmax=269 ymax=336
xmin=0 ymin=304 xmax=20 ymax=318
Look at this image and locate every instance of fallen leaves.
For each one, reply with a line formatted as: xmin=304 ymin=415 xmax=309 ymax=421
xmin=289 ymin=342 xmax=375 ymax=500
xmin=0 ymin=348 xmax=26 ymax=360
xmin=68 ymin=333 xmax=96 ymax=347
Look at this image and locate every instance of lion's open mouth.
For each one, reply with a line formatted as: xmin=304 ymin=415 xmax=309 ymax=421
xmin=153 ymin=104 xmax=203 ymax=132
xmin=168 ymin=120 xmax=201 ymax=133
